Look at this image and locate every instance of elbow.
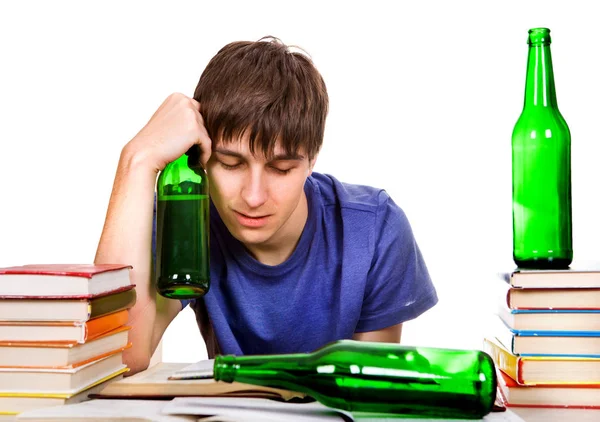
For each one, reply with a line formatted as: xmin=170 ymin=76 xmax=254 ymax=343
xmin=125 ymin=359 xmax=150 ymax=377
xmin=123 ymin=347 xmax=151 ymax=376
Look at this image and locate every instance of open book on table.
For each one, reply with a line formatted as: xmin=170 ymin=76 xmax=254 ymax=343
xmin=15 ymin=396 xmax=522 ymax=422
xmin=92 ymin=361 xmax=305 ymax=400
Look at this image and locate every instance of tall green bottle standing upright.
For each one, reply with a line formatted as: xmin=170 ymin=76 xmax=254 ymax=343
xmin=214 ymin=340 xmax=497 ymax=419
xmin=156 ymin=145 xmax=210 ymax=299
xmin=512 ymin=28 xmax=572 ymax=269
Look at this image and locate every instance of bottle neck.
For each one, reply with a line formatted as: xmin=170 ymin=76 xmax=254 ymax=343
xmin=214 ymin=355 xmax=237 ymax=382
xmin=214 ymin=353 xmax=309 ymax=384
xmin=523 ymin=43 xmax=558 ymax=109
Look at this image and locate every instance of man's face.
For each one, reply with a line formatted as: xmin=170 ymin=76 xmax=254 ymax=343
xmin=206 ymin=136 xmax=315 ymax=248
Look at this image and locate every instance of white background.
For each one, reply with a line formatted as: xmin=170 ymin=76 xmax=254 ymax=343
xmin=1 ymin=1 xmax=599 ymax=363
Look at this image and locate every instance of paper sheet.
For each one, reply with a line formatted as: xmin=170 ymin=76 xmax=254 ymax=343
xmin=163 ymin=397 xmax=349 ymax=421
xmin=169 ymin=359 xmax=215 ymax=380
xmin=16 ymin=399 xmax=196 ymax=421
xmin=163 ymin=397 xmax=527 ymax=422
xmin=352 ymin=410 xmax=525 ymax=422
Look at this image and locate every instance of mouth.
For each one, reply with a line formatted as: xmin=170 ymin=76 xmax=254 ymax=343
xmin=233 ymin=211 xmax=271 ymax=228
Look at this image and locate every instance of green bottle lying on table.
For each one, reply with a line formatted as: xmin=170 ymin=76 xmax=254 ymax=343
xmin=213 ymin=339 xmax=497 ymax=419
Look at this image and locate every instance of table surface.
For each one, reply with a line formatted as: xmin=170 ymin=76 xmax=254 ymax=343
xmin=5 ymin=362 xmax=600 ymax=422
xmin=5 ymin=398 xmax=599 ymax=422
xmin=509 ymin=407 xmax=600 ymax=422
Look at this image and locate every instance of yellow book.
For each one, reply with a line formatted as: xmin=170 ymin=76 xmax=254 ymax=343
xmin=0 ymin=367 xmax=127 ymax=415
xmin=483 ymin=337 xmax=600 ymax=385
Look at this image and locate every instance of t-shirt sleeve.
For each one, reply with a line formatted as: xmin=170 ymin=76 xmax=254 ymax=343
xmin=355 ymin=191 xmax=438 ymax=333
xmin=152 ymin=193 xmax=192 ymax=310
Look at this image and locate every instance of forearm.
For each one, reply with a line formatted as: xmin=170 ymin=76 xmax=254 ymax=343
xmin=94 ymin=94 xmax=211 ymax=374
xmin=352 ymin=323 xmax=403 ymax=343
xmin=95 ymin=145 xmax=158 ymax=372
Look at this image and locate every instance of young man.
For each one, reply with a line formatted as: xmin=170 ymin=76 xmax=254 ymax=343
xmin=95 ymin=37 xmax=438 ymax=375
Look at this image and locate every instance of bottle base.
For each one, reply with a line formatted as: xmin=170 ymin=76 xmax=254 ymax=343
xmin=513 ymin=257 xmax=572 ymax=270
xmin=157 ymin=278 xmax=210 ymax=299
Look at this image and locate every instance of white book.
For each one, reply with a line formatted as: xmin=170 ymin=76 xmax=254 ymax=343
xmin=0 ymin=353 xmax=126 ymax=394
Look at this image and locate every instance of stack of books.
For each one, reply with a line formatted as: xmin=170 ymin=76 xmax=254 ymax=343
xmin=484 ymin=267 xmax=600 ymax=409
xmin=0 ymin=264 xmax=135 ymax=418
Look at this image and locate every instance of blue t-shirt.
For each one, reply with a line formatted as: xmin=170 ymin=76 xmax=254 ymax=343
xmin=154 ymin=172 xmax=438 ymax=357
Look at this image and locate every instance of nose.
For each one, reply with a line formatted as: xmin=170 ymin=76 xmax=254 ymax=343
xmin=240 ymin=168 xmax=268 ymax=209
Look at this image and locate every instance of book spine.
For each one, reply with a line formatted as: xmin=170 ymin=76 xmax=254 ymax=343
xmin=510 ymin=309 xmax=600 ymax=314
xmin=491 ymin=318 xmax=518 ymax=354
xmin=503 ymin=403 xmax=600 ymax=410
xmin=508 ymin=328 xmax=600 ymax=337
xmin=483 ymin=338 xmax=519 ymax=382
xmin=84 ymin=310 xmax=129 ymax=343
xmin=516 ymin=358 xmax=525 ymax=384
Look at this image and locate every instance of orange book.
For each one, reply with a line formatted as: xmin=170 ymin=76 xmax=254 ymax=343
xmin=0 ymin=309 xmax=129 ymax=344
xmin=0 ymin=326 xmax=132 ymax=369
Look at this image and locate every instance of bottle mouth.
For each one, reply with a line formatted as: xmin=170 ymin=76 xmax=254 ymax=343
xmin=528 ymin=27 xmax=551 ymax=45
xmin=214 ymin=355 xmax=237 ymax=383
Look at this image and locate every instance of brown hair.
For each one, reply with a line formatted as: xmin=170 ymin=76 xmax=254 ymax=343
xmin=193 ymin=36 xmax=328 ymax=160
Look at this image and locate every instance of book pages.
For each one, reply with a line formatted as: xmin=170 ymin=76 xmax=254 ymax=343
xmin=16 ymin=399 xmax=194 ymax=421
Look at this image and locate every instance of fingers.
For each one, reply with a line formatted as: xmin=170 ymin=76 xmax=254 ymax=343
xmin=148 ymin=93 xmax=188 ymax=123
xmin=196 ymin=123 xmax=212 ymax=167
xmin=144 ymin=93 xmax=212 ymax=168
xmin=188 ymin=98 xmax=212 ymax=166
xmin=190 ymin=98 xmax=201 ymax=111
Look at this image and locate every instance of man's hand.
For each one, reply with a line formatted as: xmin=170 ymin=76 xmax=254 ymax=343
xmin=95 ymin=93 xmax=213 ymax=374
xmin=125 ymin=93 xmax=213 ymax=173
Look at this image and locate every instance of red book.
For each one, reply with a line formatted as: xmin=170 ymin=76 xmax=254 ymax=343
xmin=0 ymin=264 xmax=132 ymax=298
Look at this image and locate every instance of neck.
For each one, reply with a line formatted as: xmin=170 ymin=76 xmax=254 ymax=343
xmin=244 ymin=191 xmax=309 ymax=266
xmin=523 ymin=42 xmax=557 ymax=109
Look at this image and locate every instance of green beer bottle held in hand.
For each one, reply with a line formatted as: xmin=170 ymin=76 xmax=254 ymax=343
xmin=156 ymin=145 xmax=210 ymax=299
xmin=214 ymin=340 xmax=497 ymax=419
xmin=512 ymin=28 xmax=572 ymax=269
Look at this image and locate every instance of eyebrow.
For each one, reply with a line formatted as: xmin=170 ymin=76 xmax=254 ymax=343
xmin=214 ymin=148 xmax=305 ymax=161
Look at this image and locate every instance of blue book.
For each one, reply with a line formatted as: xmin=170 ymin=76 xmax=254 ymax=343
xmin=491 ymin=315 xmax=600 ymax=357
xmin=497 ymin=301 xmax=600 ymax=334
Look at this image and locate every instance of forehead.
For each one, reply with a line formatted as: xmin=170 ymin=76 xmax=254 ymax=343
xmin=214 ymin=137 xmax=306 ymax=160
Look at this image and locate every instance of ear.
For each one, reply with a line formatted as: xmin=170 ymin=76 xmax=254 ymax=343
xmin=308 ymin=154 xmax=318 ymax=177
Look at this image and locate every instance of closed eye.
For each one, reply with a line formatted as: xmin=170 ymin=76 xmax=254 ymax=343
xmin=220 ymin=162 xmax=242 ymax=170
xmin=270 ymin=166 xmax=293 ymax=175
